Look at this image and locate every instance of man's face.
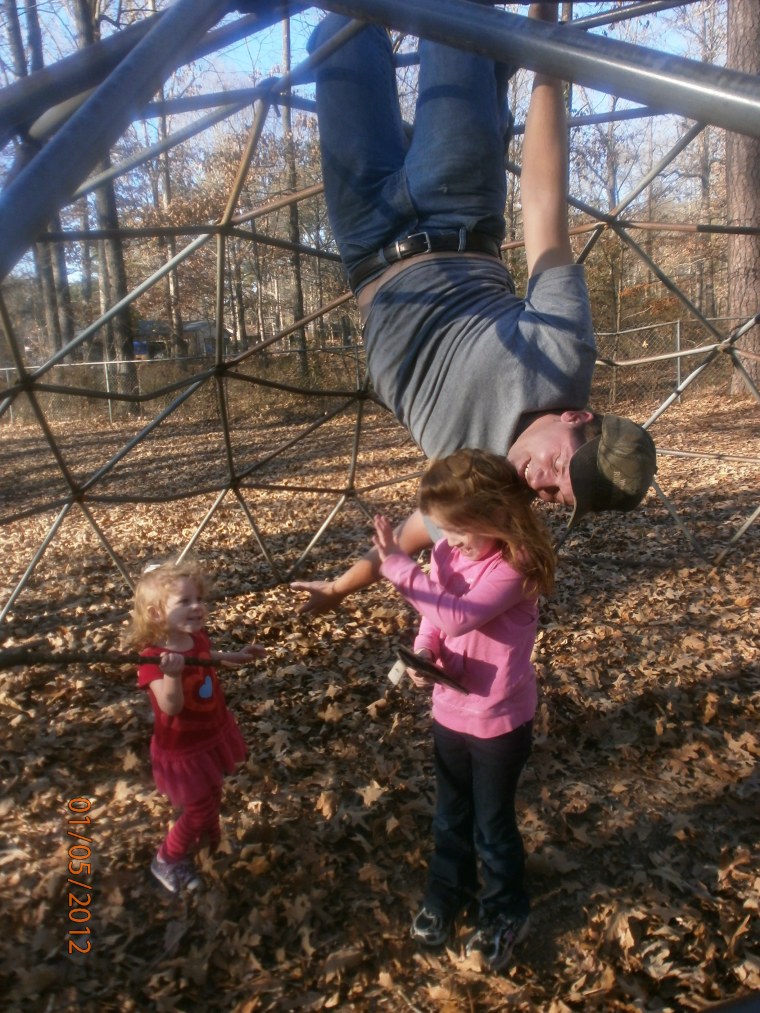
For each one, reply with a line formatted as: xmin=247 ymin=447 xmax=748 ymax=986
xmin=507 ymin=410 xmax=593 ymax=506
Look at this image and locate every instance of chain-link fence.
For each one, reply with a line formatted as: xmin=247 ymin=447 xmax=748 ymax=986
xmin=590 ymin=316 xmax=741 ymax=414
xmin=0 ymin=340 xmax=370 ymax=427
xmin=1 ymin=316 xmax=742 ymax=427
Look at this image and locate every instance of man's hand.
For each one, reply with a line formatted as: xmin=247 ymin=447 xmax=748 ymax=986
xmin=529 ymin=3 xmax=559 ymax=23
xmin=290 ymin=579 xmax=344 ymax=616
xmin=290 ymin=509 xmax=434 ymax=616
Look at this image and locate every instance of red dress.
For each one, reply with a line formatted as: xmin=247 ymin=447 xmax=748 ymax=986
xmin=138 ymin=630 xmax=247 ymax=806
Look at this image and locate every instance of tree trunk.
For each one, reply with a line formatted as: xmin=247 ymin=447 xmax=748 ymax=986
xmin=231 ymin=246 xmax=248 ymax=349
xmin=3 ymin=0 xmax=69 ymax=358
xmin=281 ymin=18 xmax=308 ymax=377
xmin=51 ymin=212 xmax=75 ymax=349
xmin=79 ymin=199 xmax=93 ymax=306
xmin=727 ymin=0 xmax=760 ymax=391
xmin=69 ymin=0 xmax=137 ymax=400
xmin=33 ymin=242 xmax=63 ymax=356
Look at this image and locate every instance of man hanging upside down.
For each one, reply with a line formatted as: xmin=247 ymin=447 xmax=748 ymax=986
xmin=292 ymin=2 xmax=656 ymax=614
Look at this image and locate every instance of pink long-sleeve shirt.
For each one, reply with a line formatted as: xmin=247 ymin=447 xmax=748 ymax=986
xmin=380 ymin=541 xmax=538 ymax=738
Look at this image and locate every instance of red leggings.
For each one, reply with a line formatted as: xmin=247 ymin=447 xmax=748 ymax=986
xmin=159 ymin=784 xmax=222 ymax=863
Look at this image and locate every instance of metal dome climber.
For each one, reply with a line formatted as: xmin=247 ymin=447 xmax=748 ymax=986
xmin=0 ymin=0 xmax=758 ymax=631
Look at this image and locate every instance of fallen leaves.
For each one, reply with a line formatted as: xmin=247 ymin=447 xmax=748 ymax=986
xmin=0 ymin=394 xmax=758 ymax=1011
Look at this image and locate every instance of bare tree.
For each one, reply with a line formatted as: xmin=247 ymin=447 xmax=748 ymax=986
xmin=2 ymin=0 xmax=74 ymax=356
xmin=281 ymin=17 xmax=307 ymax=375
xmin=69 ymin=0 xmax=136 ymax=391
xmin=727 ymin=0 xmax=760 ymax=390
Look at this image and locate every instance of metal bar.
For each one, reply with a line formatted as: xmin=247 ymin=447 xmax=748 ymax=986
xmin=319 ymin=0 xmax=760 ymax=137
xmin=77 ymin=502 xmax=135 ymax=590
xmin=178 ymin=488 xmax=231 ymax=560
xmin=144 ymin=88 xmax=317 ymax=119
xmin=565 ymin=192 xmax=726 ymax=345
xmin=0 ymin=5 xmax=303 ymax=143
xmin=285 ymin=494 xmax=350 ymax=580
xmin=26 ymin=233 xmax=213 ymax=379
xmin=569 ymin=0 xmax=704 ymax=32
xmin=714 ymin=505 xmax=760 ymax=567
xmin=0 ymin=0 xmax=231 ymax=282
xmin=0 ymin=17 xmax=157 ymax=142
xmin=577 ymin=121 xmax=705 ymax=263
xmin=232 ymin=489 xmax=284 ymax=581
xmin=71 ymin=101 xmax=248 ymax=201
xmin=649 ymin=478 xmax=710 ymax=562
xmin=0 ymin=504 xmax=72 ymax=623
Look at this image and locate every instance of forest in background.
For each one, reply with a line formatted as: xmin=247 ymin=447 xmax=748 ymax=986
xmin=0 ymin=5 xmax=758 ymax=1009
xmin=1 ymin=0 xmax=758 ymax=398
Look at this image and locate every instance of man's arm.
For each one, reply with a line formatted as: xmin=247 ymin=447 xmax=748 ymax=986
xmin=522 ymin=3 xmax=574 ymax=277
xmin=290 ymin=508 xmax=434 ymax=615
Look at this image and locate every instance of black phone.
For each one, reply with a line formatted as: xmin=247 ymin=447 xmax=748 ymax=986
xmin=396 ymin=644 xmax=469 ymax=694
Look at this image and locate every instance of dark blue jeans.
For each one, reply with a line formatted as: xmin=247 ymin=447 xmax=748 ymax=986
xmin=308 ymin=13 xmax=512 ymax=275
xmin=424 ymin=719 xmax=533 ymax=923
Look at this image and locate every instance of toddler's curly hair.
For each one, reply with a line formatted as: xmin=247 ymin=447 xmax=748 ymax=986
xmin=122 ymin=557 xmax=212 ymax=650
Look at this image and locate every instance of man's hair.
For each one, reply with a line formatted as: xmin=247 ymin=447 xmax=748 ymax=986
xmin=419 ymin=448 xmax=555 ymax=597
xmin=578 ymin=412 xmax=603 ymax=444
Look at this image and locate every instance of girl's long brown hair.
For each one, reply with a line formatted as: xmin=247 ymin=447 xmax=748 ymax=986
xmin=418 ymin=448 xmax=555 ymax=597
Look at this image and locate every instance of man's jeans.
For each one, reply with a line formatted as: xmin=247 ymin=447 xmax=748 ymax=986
xmin=308 ymin=14 xmax=512 ymax=274
xmin=424 ymin=719 xmax=533 ymax=922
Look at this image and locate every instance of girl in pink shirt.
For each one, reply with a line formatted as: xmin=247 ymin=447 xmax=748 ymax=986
xmin=124 ymin=558 xmax=265 ymax=894
xmin=373 ymin=448 xmax=554 ymax=971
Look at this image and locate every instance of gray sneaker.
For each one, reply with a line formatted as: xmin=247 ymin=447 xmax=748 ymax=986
xmin=151 ymin=854 xmax=202 ymax=894
xmin=465 ymin=913 xmax=529 ymax=971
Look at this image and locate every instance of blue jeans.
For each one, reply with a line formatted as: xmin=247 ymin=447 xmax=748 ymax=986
xmin=424 ymin=719 xmax=533 ymax=923
xmin=308 ymin=14 xmax=512 ymax=275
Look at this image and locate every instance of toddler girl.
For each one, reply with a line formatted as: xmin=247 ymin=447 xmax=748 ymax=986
xmin=124 ymin=558 xmax=265 ymax=894
xmin=373 ymin=448 xmax=555 ymax=971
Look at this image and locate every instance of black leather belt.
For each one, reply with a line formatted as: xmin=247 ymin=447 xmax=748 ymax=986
xmin=348 ymin=229 xmax=502 ymax=291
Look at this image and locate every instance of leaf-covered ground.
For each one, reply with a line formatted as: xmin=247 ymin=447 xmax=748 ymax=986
xmin=0 ymin=393 xmax=758 ymax=1012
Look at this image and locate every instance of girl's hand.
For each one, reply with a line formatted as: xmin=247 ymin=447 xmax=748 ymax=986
xmin=217 ymin=643 xmax=267 ymax=668
xmin=372 ymin=514 xmax=403 ymax=562
xmin=407 ymin=649 xmax=436 ymax=690
xmin=159 ymin=651 xmax=185 ymax=677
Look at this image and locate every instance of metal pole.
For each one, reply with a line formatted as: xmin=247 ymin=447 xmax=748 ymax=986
xmin=0 ymin=0 xmax=231 ymax=282
xmin=320 ymin=0 xmax=760 ymax=137
xmin=104 ymin=361 xmax=113 ymax=424
xmin=0 ymin=6 xmax=302 ymax=144
xmin=676 ymin=319 xmax=682 ymax=396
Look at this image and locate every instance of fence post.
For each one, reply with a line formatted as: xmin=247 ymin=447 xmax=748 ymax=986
xmin=675 ymin=319 xmax=681 ymax=399
xmin=104 ymin=361 xmax=113 ymax=424
xmin=4 ymin=368 xmax=12 ymax=424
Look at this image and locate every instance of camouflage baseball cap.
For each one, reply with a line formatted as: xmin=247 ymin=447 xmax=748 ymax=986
xmin=568 ymin=414 xmax=657 ymax=529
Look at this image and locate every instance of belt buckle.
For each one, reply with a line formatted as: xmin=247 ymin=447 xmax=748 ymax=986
xmin=396 ymin=231 xmax=432 ymax=259
xmin=408 ymin=231 xmax=432 ymax=254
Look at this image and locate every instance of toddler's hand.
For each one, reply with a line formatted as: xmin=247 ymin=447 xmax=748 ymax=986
xmin=159 ymin=651 xmax=185 ymax=677
xmin=240 ymin=643 xmax=267 ymax=660
xmin=219 ymin=643 xmax=267 ymax=667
